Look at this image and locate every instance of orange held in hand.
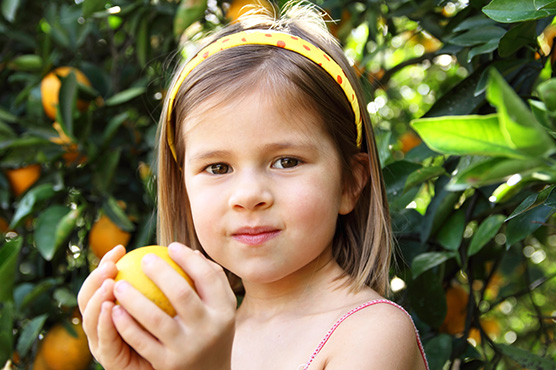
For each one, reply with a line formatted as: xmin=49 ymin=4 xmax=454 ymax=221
xmin=115 ymin=245 xmax=195 ymax=317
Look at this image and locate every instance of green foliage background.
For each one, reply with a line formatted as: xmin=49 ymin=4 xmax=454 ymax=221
xmin=1 ymin=0 xmax=556 ymax=369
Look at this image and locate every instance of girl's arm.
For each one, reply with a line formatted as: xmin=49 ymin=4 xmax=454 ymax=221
xmin=110 ymin=242 xmax=237 ymax=370
xmin=78 ymin=245 xmax=155 ymax=370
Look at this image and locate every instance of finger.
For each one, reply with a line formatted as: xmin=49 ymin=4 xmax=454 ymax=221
xmin=77 ymin=260 xmax=117 ymax=314
xmin=81 ymin=278 xmax=115 ymax=346
xmin=99 ymin=244 xmax=126 ymax=268
xmin=111 ymin=304 xmax=164 ymax=362
xmin=141 ymin=251 xmax=206 ymax=324
xmin=113 ymin=279 xmax=182 ymax=341
xmin=97 ymin=300 xmax=132 ymax=365
xmin=168 ymin=243 xmax=236 ymax=310
xmin=78 ymin=244 xmax=124 ymax=312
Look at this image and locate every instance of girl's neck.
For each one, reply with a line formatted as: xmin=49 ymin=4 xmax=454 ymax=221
xmin=237 ymin=255 xmax=352 ymax=321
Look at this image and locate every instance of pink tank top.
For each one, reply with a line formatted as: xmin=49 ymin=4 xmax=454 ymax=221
xmin=299 ymin=299 xmax=429 ymax=370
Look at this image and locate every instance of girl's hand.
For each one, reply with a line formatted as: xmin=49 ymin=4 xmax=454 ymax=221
xmin=77 ymin=245 xmax=155 ymax=370
xmin=111 ymin=242 xmax=237 ymax=370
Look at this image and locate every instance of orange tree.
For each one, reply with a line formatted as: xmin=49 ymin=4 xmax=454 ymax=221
xmin=1 ymin=0 xmax=556 ymax=369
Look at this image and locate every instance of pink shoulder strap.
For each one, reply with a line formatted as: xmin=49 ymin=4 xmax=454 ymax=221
xmin=300 ymin=299 xmax=429 ymax=370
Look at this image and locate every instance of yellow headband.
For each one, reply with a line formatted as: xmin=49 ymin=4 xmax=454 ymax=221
xmin=166 ymin=30 xmax=363 ymax=162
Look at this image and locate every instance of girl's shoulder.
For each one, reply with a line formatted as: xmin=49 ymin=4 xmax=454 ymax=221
xmin=306 ymin=299 xmax=428 ymax=370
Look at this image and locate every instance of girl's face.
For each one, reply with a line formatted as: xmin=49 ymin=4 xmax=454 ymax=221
xmin=182 ymin=89 xmax=357 ymax=286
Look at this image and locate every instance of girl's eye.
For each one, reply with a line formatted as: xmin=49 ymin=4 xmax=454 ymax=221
xmin=273 ymin=157 xmax=300 ymax=169
xmin=206 ymin=163 xmax=231 ymax=175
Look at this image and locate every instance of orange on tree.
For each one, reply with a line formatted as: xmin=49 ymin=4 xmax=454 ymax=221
xmin=226 ymin=0 xmax=274 ymax=23
xmin=0 ymin=216 xmax=9 ymax=233
xmin=115 ymin=245 xmax=195 ymax=317
xmin=399 ymin=131 xmax=422 ymax=154
xmin=89 ymin=213 xmax=132 ymax=259
xmin=33 ymin=320 xmax=92 ymax=370
xmin=40 ymin=66 xmax=91 ymax=120
xmin=4 ymin=164 xmax=41 ymax=197
xmin=439 ymin=284 xmax=469 ymax=335
xmin=50 ymin=122 xmax=87 ymax=166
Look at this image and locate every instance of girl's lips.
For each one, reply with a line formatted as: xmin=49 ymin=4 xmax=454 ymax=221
xmin=231 ymin=227 xmax=281 ymax=246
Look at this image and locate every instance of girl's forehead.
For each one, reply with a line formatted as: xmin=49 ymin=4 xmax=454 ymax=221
xmin=183 ymin=86 xmax=324 ymax=140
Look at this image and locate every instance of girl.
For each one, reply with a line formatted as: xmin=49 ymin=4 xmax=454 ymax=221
xmin=78 ymin=3 xmax=429 ymax=369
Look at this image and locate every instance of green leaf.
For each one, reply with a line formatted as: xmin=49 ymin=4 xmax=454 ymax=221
xmin=412 ymin=251 xmax=456 ymax=279
xmin=174 ymin=0 xmax=208 ymax=37
xmin=0 ymin=237 xmax=23 ymax=302
xmin=103 ymin=196 xmax=134 ymax=232
xmin=7 ymin=54 xmax=43 ymax=71
xmin=82 ymin=0 xmax=105 ymax=18
xmin=467 ymin=38 xmax=500 ymax=62
xmin=383 ymin=160 xmax=422 ymax=210
xmin=409 ymin=270 xmax=447 ymax=328
xmin=506 ymin=204 xmax=555 ymax=246
xmin=18 ymin=279 xmax=59 ymax=310
xmin=0 ymin=107 xmax=17 ymax=124
xmin=16 ymin=314 xmax=47 ymax=358
xmin=93 ymin=149 xmax=121 ymax=192
xmin=102 ymin=112 xmax=129 ymax=146
xmin=424 ymin=67 xmax=487 ymax=118
xmin=1 ymin=0 xmax=21 ymax=22
xmin=506 ymin=185 xmax=556 ymax=221
xmin=104 ymin=87 xmax=146 ymax=106
xmin=412 ymin=114 xmax=526 ymax=158
xmin=404 ymin=166 xmax=447 ymax=192
xmin=487 ymin=69 xmax=555 ymax=157
xmin=483 ymin=0 xmax=556 ymax=23
xmin=35 ymin=205 xmax=71 ymax=261
xmin=448 ymin=26 xmax=506 ymax=47
xmin=0 ymin=302 xmax=14 ymax=366
xmin=498 ymin=21 xmax=537 ymax=58
xmin=10 ymin=184 xmax=57 ymax=229
xmin=437 ymin=210 xmax=466 ymax=251
xmin=57 ymin=72 xmax=78 ymax=136
xmin=424 ymin=334 xmax=452 ymax=370
xmin=55 ymin=205 xmax=83 ymax=247
xmin=537 ymin=78 xmax=556 ymax=113
xmin=495 ymin=343 xmax=556 ymax=369
xmin=136 ymin=18 xmax=148 ymax=67
xmin=468 ymin=214 xmax=506 ymax=256
xmin=53 ymin=288 xmax=78 ymax=307
xmin=447 ymin=157 xmax=548 ymax=191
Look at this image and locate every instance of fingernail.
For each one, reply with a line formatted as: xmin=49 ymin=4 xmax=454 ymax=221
xmin=115 ymin=280 xmax=129 ymax=293
xmin=112 ymin=305 xmax=123 ymax=317
xmin=168 ymin=243 xmax=181 ymax=253
xmin=143 ymin=253 xmax=156 ymax=265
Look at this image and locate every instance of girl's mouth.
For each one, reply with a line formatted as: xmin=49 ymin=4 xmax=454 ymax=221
xmin=231 ymin=227 xmax=281 ymax=246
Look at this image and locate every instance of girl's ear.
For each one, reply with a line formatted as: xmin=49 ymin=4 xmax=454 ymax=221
xmin=339 ymin=153 xmax=370 ymax=215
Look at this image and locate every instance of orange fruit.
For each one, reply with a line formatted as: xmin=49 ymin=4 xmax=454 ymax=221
xmin=49 ymin=122 xmax=87 ymax=166
xmin=400 ymin=131 xmax=422 ymax=153
xmin=439 ymin=284 xmax=469 ymax=335
xmin=41 ymin=66 xmax=91 ymax=120
xmin=0 ymin=216 xmax=9 ymax=233
xmin=34 ymin=320 xmax=92 ymax=370
xmin=115 ymin=245 xmax=194 ymax=317
xmin=4 ymin=164 xmax=41 ymax=197
xmin=89 ymin=214 xmax=132 ymax=259
xmin=226 ymin=0 xmax=274 ymax=23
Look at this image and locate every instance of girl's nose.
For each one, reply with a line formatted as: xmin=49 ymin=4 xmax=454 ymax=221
xmin=228 ymin=172 xmax=273 ymax=211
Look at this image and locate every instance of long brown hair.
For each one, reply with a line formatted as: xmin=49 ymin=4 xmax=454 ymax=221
xmin=156 ymin=2 xmax=391 ymax=295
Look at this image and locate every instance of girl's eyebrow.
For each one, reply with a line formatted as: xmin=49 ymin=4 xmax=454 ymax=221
xmin=188 ymin=142 xmax=318 ymax=162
